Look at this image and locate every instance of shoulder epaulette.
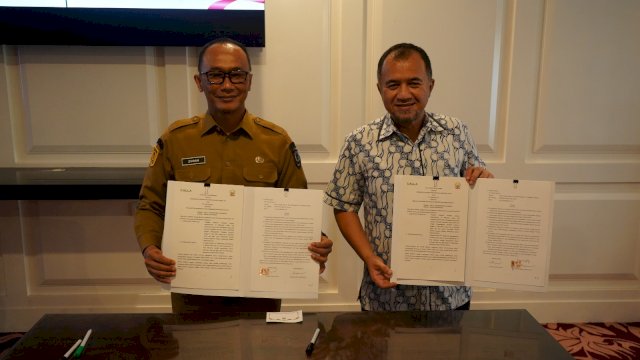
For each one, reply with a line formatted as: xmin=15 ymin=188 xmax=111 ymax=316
xmin=168 ymin=116 xmax=201 ymax=132
xmin=254 ymin=117 xmax=288 ymax=136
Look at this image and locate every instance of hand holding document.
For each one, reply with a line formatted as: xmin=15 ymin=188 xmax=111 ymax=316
xmin=390 ymin=176 xmax=554 ymax=291
xmin=161 ymin=181 xmax=322 ymax=299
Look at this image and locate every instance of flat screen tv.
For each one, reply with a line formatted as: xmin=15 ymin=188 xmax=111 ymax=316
xmin=0 ymin=1 xmax=265 ymax=46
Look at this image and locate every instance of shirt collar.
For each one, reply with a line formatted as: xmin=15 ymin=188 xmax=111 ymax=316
xmin=378 ymin=111 xmax=452 ymax=141
xmin=201 ymin=111 xmax=256 ymax=139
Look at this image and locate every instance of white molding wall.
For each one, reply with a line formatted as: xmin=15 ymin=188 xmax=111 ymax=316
xmin=0 ymin=0 xmax=638 ymax=331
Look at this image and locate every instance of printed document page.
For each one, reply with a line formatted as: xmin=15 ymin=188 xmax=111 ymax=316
xmin=466 ymin=178 xmax=554 ymax=291
xmin=162 ymin=180 xmax=321 ymax=298
xmin=390 ymin=175 xmax=469 ymax=285
xmin=162 ymin=181 xmax=244 ymax=295
xmin=390 ymin=176 xmax=554 ymax=291
xmin=245 ymin=187 xmax=321 ymax=298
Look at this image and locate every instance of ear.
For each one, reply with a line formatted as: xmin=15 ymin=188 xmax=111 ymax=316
xmin=429 ymin=78 xmax=435 ymax=93
xmin=376 ymin=82 xmax=382 ymax=95
xmin=194 ymin=74 xmax=203 ymax=92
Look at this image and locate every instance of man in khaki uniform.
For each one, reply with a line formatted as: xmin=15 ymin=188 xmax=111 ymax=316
xmin=135 ymin=38 xmax=333 ymax=313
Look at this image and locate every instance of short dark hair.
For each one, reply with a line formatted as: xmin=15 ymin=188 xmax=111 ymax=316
xmin=197 ymin=37 xmax=252 ymax=72
xmin=377 ymin=43 xmax=432 ymax=80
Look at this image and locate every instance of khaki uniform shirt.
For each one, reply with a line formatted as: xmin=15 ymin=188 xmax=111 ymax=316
xmin=135 ymin=111 xmax=307 ymax=252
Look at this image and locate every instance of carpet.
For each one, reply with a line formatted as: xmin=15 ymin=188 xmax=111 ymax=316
xmin=542 ymin=322 xmax=640 ymax=360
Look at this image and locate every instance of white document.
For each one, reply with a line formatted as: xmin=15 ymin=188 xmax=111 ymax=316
xmin=162 ymin=180 xmax=322 ymax=299
xmin=266 ymin=310 xmax=304 ymax=323
xmin=390 ymin=176 xmax=470 ymax=286
xmin=391 ymin=176 xmax=554 ymax=291
xmin=466 ymin=178 xmax=554 ymax=291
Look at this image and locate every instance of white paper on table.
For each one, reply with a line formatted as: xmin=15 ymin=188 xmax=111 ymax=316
xmin=266 ymin=310 xmax=304 ymax=323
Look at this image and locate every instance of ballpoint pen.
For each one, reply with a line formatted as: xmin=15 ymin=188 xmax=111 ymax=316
xmin=305 ymin=327 xmax=320 ymax=356
xmin=61 ymin=339 xmax=81 ymax=360
xmin=72 ymin=329 xmax=92 ymax=358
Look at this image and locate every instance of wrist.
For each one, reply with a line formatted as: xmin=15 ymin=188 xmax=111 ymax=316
xmin=362 ymin=252 xmax=377 ymax=264
xmin=142 ymin=244 xmax=159 ymax=258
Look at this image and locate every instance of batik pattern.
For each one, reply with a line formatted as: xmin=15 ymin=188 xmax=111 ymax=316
xmin=324 ymin=112 xmax=486 ymax=310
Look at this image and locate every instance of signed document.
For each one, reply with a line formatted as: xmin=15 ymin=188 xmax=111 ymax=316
xmin=390 ymin=176 xmax=554 ymax=291
xmin=390 ymin=176 xmax=470 ymax=285
xmin=161 ymin=180 xmax=322 ymax=299
xmin=465 ymin=178 xmax=554 ymax=291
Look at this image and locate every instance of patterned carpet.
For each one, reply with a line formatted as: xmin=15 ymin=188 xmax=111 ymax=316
xmin=542 ymin=322 xmax=640 ymax=360
xmin=2 ymin=323 xmax=639 ymax=359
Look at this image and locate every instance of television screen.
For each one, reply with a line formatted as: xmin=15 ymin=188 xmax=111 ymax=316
xmin=0 ymin=0 xmax=265 ymax=46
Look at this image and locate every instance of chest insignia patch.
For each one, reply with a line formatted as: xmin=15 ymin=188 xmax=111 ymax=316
xmin=289 ymin=142 xmax=302 ymax=169
xmin=149 ymin=145 xmax=159 ymax=167
xmin=181 ymin=156 xmax=206 ymax=166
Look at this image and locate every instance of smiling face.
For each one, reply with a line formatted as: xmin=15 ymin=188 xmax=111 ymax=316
xmin=194 ymin=42 xmax=252 ymax=122
xmin=377 ymin=51 xmax=434 ymax=127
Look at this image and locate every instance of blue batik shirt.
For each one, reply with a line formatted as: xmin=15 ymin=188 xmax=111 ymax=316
xmin=324 ymin=111 xmax=486 ymax=310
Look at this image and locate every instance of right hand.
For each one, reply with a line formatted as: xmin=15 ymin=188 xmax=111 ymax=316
xmin=143 ymin=245 xmax=176 ymax=284
xmin=365 ymin=255 xmax=397 ymax=289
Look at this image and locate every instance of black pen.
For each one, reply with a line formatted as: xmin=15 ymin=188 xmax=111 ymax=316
xmin=305 ymin=327 xmax=320 ymax=356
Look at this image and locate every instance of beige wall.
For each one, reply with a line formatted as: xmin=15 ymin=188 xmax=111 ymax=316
xmin=0 ymin=0 xmax=639 ymax=330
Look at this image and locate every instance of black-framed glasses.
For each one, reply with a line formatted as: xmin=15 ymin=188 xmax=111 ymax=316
xmin=200 ymin=70 xmax=250 ymax=85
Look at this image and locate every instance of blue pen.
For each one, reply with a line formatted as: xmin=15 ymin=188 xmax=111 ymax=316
xmin=72 ymin=329 xmax=92 ymax=358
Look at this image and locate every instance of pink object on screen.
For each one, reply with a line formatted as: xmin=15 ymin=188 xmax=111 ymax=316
xmin=209 ymin=0 xmax=265 ymax=10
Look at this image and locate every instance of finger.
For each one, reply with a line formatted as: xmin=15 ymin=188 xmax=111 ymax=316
xmin=150 ymin=253 xmax=176 ymax=266
xmin=319 ymin=235 xmax=333 ymax=245
xmin=146 ymin=261 xmax=175 ymax=275
xmin=319 ymin=262 xmax=326 ymax=274
xmin=311 ymin=237 xmax=333 ymax=249
xmin=373 ymin=278 xmax=397 ymax=289
xmin=145 ymin=258 xmax=176 ymax=273
xmin=309 ymin=239 xmax=332 ymax=255
xmin=309 ymin=246 xmax=332 ymax=257
xmin=147 ymin=268 xmax=174 ymax=283
xmin=153 ymin=275 xmax=173 ymax=284
xmin=310 ymin=252 xmax=328 ymax=265
xmin=465 ymin=167 xmax=483 ymax=185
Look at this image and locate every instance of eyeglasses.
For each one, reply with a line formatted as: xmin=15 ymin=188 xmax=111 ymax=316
xmin=200 ymin=70 xmax=250 ymax=85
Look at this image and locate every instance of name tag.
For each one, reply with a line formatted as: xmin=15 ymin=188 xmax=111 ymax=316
xmin=181 ymin=156 xmax=206 ymax=166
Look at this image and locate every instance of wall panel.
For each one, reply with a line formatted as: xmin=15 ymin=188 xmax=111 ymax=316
xmin=0 ymin=0 xmax=639 ymax=330
xmin=535 ymin=0 xmax=640 ymax=154
xmin=15 ymin=47 xmax=161 ymax=154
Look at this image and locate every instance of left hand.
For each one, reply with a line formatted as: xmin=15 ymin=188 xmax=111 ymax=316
xmin=464 ymin=166 xmax=494 ymax=185
xmin=309 ymin=234 xmax=333 ymax=274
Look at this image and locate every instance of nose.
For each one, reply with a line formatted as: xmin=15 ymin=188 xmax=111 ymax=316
xmin=396 ymin=84 xmax=412 ymax=99
xmin=220 ymin=75 xmax=234 ymax=89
